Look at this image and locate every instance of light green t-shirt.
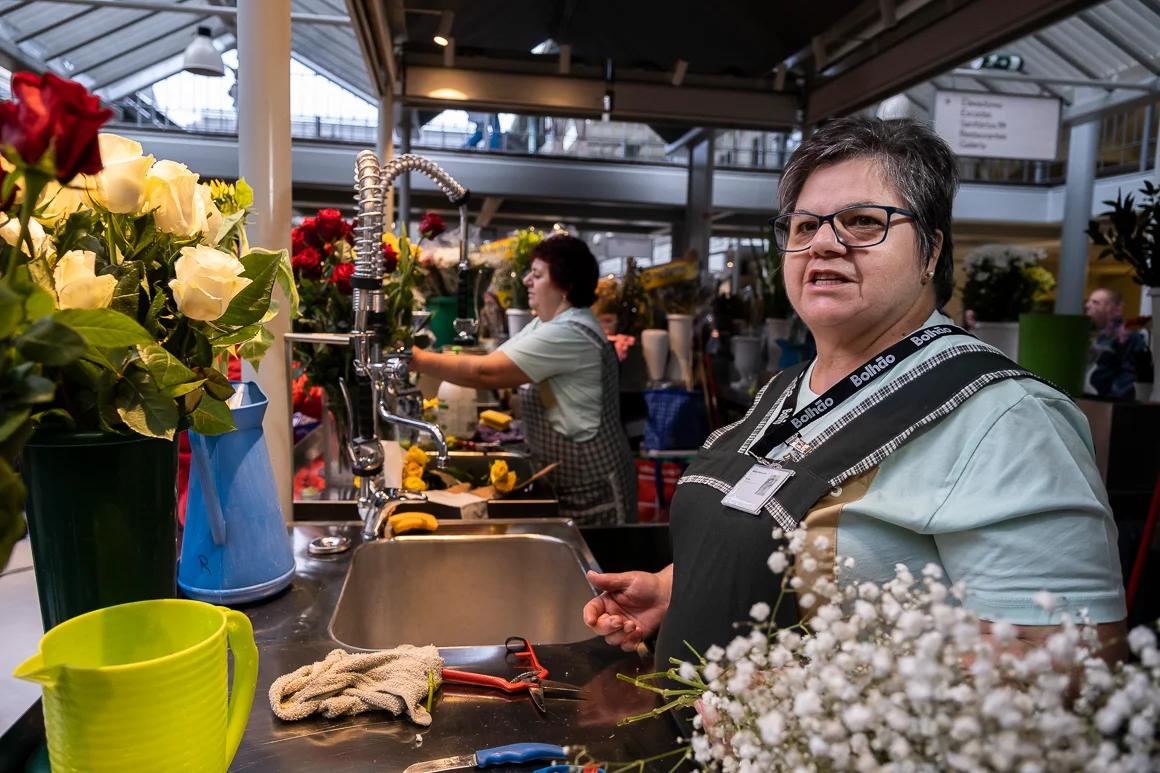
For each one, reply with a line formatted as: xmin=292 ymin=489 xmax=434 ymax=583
xmin=766 ymin=311 xmax=1125 ymax=625
xmin=499 ymin=306 xmax=605 ymax=442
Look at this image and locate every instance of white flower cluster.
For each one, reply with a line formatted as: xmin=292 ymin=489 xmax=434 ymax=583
xmin=687 ymin=534 xmax=1160 ymax=772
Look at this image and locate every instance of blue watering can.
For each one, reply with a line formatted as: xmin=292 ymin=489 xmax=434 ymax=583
xmin=179 ymin=381 xmax=295 ymax=604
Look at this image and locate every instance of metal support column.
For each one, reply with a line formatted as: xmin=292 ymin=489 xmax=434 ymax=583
xmin=685 ymin=131 xmax=714 ymax=269
xmin=238 ymin=0 xmax=292 ymax=519
xmin=398 ymin=107 xmax=412 ymax=236
xmin=1141 ymin=105 xmax=1153 ymax=173
xmin=378 ymin=92 xmax=394 ymax=229
xmin=1056 ymin=119 xmax=1100 ymax=315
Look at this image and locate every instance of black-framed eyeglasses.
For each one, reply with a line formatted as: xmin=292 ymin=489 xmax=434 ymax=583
xmin=769 ymin=205 xmax=917 ymax=253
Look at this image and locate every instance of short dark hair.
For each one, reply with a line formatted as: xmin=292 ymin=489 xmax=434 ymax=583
xmin=531 ymin=234 xmax=599 ymax=307
xmin=778 ymin=116 xmax=960 ymax=308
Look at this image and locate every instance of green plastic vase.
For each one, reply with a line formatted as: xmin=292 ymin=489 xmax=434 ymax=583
xmin=427 ymin=295 xmax=458 ymax=347
xmin=21 ymin=431 xmax=179 ymax=630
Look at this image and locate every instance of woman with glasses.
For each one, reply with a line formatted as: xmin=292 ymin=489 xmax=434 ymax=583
xmin=411 ymin=234 xmax=636 ymax=525
xmin=583 ymin=116 xmax=1126 ymax=672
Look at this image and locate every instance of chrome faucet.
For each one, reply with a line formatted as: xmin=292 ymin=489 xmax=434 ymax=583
xmin=347 ymin=151 xmax=470 ymax=540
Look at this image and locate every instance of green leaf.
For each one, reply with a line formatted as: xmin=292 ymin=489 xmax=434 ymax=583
xmin=114 ymin=367 xmax=178 ymax=440
xmin=214 ymin=249 xmax=282 ymax=327
xmin=0 ymin=283 xmax=23 ymax=340
xmin=111 ymin=261 xmax=144 ymax=317
xmin=22 ymin=283 xmax=55 ymax=322
xmin=137 ymin=344 xmax=197 ymax=390
xmin=209 ymin=323 xmax=263 ymax=347
xmin=15 ymin=316 xmax=86 ymax=366
xmin=189 ymin=394 xmax=235 ymax=435
xmin=144 ymin=290 xmax=169 ymax=339
xmin=274 ymin=249 xmax=300 ymax=319
xmin=201 ymin=366 xmax=235 ymax=401
xmin=0 ymin=458 xmax=27 ymax=572
xmin=234 ymin=179 xmax=254 ymax=210
xmin=17 ymin=374 xmax=56 ymax=405
xmin=0 ymin=408 xmax=30 ymax=446
xmin=81 ymin=345 xmax=130 ymax=374
xmin=238 ymin=325 xmax=274 ymax=368
xmin=31 ymin=407 xmax=75 ymax=431
xmin=54 ymin=308 xmax=152 ymax=347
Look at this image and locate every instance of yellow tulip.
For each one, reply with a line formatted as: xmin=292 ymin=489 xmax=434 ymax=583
xmin=422 ymin=397 xmax=441 ymax=412
xmin=405 ymin=444 xmax=429 ymax=468
xmin=402 ymin=462 xmax=424 ymax=481
xmin=494 ymin=471 xmax=517 ymax=495
xmin=489 ymin=460 xmax=509 ymax=486
xmin=403 ymin=475 xmax=428 ymax=492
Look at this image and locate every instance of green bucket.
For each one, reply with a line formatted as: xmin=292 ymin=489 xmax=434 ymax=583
xmin=427 ymin=295 xmax=459 ymax=348
xmin=1017 ymin=313 xmax=1091 ymax=396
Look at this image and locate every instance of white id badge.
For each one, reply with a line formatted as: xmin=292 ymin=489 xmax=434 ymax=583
xmin=720 ymin=463 xmax=794 ymax=515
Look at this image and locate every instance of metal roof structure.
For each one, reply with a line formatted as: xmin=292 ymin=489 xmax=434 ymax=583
xmin=0 ymin=0 xmax=373 ymax=102
xmin=889 ymin=0 xmax=1160 ymax=126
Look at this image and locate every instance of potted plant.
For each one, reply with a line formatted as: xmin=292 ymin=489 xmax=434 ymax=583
xmin=961 ymin=244 xmax=1054 ymax=359
xmin=1088 ymin=180 xmax=1160 ymax=401
xmin=0 ymin=71 xmax=295 ymax=623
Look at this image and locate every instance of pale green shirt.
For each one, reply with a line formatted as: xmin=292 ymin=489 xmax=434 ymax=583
xmin=499 ymin=306 xmax=605 ymax=442
xmin=768 ymin=311 xmax=1125 ymax=625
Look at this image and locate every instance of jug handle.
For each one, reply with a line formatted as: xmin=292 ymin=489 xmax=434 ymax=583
xmin=222 ymin=608 xmax=259 ymax=767
xmin=190 ymin=433 xmax=227 ymax=546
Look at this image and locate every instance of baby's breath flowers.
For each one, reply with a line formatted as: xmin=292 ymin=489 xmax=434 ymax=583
xmin=618 ymin=529 xmax=1160 ymax=772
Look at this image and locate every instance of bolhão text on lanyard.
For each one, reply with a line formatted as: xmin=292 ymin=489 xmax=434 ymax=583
xmin=723 ymin=325 xmax=968 ymax=515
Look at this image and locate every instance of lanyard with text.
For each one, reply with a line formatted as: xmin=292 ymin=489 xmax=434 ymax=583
xmin=747 ymin=324 xmax=969 ymax=459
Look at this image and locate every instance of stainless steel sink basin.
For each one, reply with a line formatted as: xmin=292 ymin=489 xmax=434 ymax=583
xmin=329 ymin=519 xmax=600 ymax=648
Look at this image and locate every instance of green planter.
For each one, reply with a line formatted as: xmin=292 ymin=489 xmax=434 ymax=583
xmin=22 ymin=431 xmax=179 ymax=630
xmin=1017 ymin=313 xmax=1091 ymax=396
xmin=427 ymin=295 xmax=458 ymax=348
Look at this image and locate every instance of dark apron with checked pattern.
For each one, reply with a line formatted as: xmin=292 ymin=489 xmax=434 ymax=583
xmin=519 ymin=320 xmax=637 ymax=526
xmin=654 ymin=336 xmax=1063 ymax=670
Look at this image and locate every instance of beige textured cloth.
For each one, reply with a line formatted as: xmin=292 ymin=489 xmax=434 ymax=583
xmin=269 ymin=645 xmax=444 ymax=726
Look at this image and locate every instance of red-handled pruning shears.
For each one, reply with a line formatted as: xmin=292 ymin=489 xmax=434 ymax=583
xmin=442 ymin=635 xmax=585 ymax=714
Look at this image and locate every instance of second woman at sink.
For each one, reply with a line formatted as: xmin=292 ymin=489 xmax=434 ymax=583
xmin=411 ymin=233 xmax=636 ymax=525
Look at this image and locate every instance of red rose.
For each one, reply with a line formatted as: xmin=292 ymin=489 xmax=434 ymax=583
xmin=315 ymin=208 xmax=352 ymax=244
xmin=419 ymin=211 xmax=446 ymax=240
xmin=0 ymin=71 xmax=112 ymax=181
xmin=329 ymin=261 xmax=355 ymax=294
xmin=383 ymin=240 xmax=398 ymax=273
xmin=292 ymin=246 xmax=324 ymax=280
xmin=291 ymin=226 xmax=310 ymax=255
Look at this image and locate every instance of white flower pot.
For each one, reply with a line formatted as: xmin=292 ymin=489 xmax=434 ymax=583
xmin=732 ymin=335 xmax=762 ymax=383
xmin=764 ymin=317 xmax=789 ymax=369
xmin=972 ymin=320 xmax=1020 ymax=361
xmin=666 ymin=313 xmax=694 ymax=389
xmin=640 ymin=329 xmax=670 ymax=383
xmin=505 ymin=308 xmax=533 ymax=338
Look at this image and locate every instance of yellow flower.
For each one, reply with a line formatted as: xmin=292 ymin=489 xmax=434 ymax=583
xmin=403 ymin=475 xmax=428 ymax=492
xmin=493 ymin=471 xmax=517 ymax=495
xmin=402 ymin=462 xmax=424 ymax=481
xmin=489 ymin=460 xmax=509 ymax=486
xmin=405 ymin=444 xmax=429 ymax=468
xmin=422 ymin=397 xmax=441 ymax=412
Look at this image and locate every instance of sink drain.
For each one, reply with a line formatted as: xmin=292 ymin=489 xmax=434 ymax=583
xmin=308 ymin=535 xmax=352 ymax=556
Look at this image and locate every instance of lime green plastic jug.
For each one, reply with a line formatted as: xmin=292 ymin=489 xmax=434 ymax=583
xmin=13 ymin=599 xmax=258 ymax=772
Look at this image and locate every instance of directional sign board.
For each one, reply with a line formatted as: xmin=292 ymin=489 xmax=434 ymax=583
xmin=933 ymin=90 xmax=1061 ymax=161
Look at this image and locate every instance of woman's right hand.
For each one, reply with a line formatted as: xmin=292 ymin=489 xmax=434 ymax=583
xmin=582 ymin=567 xmax=672 ymax=652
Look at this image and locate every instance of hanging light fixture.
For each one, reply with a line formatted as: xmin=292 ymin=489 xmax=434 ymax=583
xmin=183 ymin=26 xmax=224 ymax=77
xmin=433 ymin=11 xmax=454 ymax=46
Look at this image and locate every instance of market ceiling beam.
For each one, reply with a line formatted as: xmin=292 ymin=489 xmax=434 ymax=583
xmin=30 ymin=0 xmax=351 ymax=26
xmin=345 ymin=0 xmax=397 ymax=95
xmin=804 ymin=0 xmax=1099 ymax=125
xmin=476 ymin=196 xmax=503 ymax=228
xmin=1063 ymin=77 xmax=1160 ymax=126
xmin=402 ymin=65 xmax=799 ymax=131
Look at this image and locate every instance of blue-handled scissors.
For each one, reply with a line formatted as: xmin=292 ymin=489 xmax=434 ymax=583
xmin=403 ymin=742 xmax=567 ymax=773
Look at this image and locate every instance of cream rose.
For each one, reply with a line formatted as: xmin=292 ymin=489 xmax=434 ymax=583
xmin=90 ymin=133 xmax=154 ymax=214
xmin=0 ymin=214 xmax=54 ymax=259
xmin=53 ymin=250 xmax=116 ymax=310
xmin=146 ymin=160 xmax=208 ymax=237
xmin=37 ymin=179 xmax=91 ymax=224
xmin=198 ymin=183 xmax=224 ymax=245
xmin=168 ymin=245 xmax=251 ymax=321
